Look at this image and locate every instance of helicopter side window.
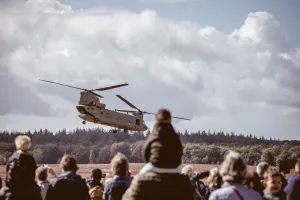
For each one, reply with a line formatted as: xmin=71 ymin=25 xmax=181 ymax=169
xmin=136 ymin=119 xmax=140 ymax=126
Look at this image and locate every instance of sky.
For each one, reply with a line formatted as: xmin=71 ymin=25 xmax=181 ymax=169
xmin=0 ymin=0 xmax=299 ymax=140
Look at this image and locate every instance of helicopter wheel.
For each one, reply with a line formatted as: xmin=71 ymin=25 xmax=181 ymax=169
xmin=82 ymin=121 xmax=86 ymax=125
xmin=113 ymin=129 xmax=117 ymax=133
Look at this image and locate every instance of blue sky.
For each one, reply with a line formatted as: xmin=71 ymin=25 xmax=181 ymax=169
xmin=59 ymin=0 xmax=300 ymax=45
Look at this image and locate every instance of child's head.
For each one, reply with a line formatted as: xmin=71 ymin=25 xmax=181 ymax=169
xmin=264 ymin=167 xmax=282 ymax=194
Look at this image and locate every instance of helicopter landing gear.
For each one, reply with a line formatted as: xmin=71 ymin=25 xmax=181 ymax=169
xmin=124 ymin=129 xmax=128 ymax=133
xmin=82 ymin=121 xmax=86 ymax=125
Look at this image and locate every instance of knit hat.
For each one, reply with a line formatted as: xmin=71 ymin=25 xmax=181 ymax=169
xmin=143 ymin=108 xmax=183 ymax=168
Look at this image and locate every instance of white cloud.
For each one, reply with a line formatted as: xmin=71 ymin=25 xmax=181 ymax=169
xmin=0 ymin=0 xmax=299 ymax=139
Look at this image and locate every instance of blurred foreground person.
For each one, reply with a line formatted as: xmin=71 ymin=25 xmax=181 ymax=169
xmin=103 ymin=152 xmax=132 ymax=200
xmin=284 ymin=161 xmax=300 ymax=200
xmin=209 ymin=150 xmax=263 ymax=200
xmin=0 ymin=135 xmax=42 ymax=200
xmin=36 ymin=166 xmax=50 ymax=200
xmin=122 ymin=109 xmax=194 ymax=200
xmin=45 ymin=155 xmax=90 ymax=200
xmin=263 ymin=167 xmax=286 ymax=200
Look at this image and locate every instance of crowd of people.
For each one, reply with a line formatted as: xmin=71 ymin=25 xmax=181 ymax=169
xmin=0 ymin=108 xmax=299 ymax=200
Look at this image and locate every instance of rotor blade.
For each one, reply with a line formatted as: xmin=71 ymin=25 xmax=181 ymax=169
xmin=93 ymin=83 xmax=129 ymax=91
xmin=89 ymin=91 xmax=103 ymax=98
xmin=116 ymin=109 xmax=137 ymax=113
xmin=143 ymin=111 xmax=190 ymax=120
xmin=171 ymin=116 xmax=191 ymax=121
xmin=143 ymin=111 xmax=155 ymax=115
xmin=39 ymin=79 xmax=87 ymax=91
xmin=116 ymin=95 xmax=141 ymax=111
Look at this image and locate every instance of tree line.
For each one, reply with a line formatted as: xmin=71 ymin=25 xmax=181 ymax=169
xmin=0 ymin=128 xmax=299 ymax=165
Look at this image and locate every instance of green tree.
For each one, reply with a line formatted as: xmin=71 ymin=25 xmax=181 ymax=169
xmin=97 ymin=146 xmax=111 ymax=164
xmin=261 ymin=149 xmax=275 ymax=165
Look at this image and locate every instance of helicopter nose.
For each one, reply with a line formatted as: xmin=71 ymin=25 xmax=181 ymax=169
xmin=76 ymin=105 xmax=85 ymax=114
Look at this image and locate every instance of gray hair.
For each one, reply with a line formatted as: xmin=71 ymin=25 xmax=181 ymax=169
xmin=219 ymin=150 xmax=247 ymax=184
xmin=256 ymin=162 xmax=269 ymax=176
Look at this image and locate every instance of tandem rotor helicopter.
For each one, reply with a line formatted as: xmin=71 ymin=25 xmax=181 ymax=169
xmin=39 ymin=79 xmax=191 ymax=133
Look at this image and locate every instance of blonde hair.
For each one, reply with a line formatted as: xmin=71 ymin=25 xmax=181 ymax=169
xmin=219 ymin=150 xmax=247 ymax=183
xmin=110 ymin=152 xmax=129 ymax=176
xmin=15 ymin=135 xmax=31 ymax=151
xmin=182 ymin=165 xmax=195 ymax=177
xmin=207 ymin=167 xmax=222 ymax=188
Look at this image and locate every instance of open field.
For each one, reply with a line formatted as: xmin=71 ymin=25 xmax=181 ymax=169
xmin=0 ymin=163 xmax=257 ymax=182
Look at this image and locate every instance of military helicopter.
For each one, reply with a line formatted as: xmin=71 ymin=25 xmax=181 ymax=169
xmin=39 ymin=79 xmax=191 ymax=133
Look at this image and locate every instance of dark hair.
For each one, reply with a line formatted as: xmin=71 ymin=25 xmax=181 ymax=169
xmin=36 ymin=166 xmax=48 ymax=181
xmin=156 ymin=108 xmax=171 ymax=123
xmin=91 ymin=168 xmax=102 ymax=180
xmin=60 ymin=155 xmax=79 ymax=172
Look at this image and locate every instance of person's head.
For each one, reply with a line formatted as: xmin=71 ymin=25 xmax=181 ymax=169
xmin=264 ymin=167 xmax=282 ymax=194
xmin=181 ymin=165 xmax=195 ymax=177
xmin=36 ymin=166 xmax=48 ymax=181
xmin=15 ymin=135 xmax=31 ymax=152
xmin=155 ymin=108 xmax=172 ymax=123
xmin=219 ymin=150 xmax=247 ymax=184
xmin=143 ymin=108 xmax=183 ymax=169
xmin=295 ymin=160 xmax=300 ymax=175
xmin=256 ymin=162 xmax=269 ymax=177
xmin=91 ymin=168 xmax=102 ymax=180
xmin=110 ymin=152 xmax=129 ymax=176
xmin=207 ymin=167 xmax=223 ymax=189
xmin=59 ymin=155 xmax=79 ymax=172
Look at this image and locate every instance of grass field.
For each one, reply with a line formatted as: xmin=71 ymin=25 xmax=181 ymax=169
xmin=0 ymin=163 xmax=257 ymax=183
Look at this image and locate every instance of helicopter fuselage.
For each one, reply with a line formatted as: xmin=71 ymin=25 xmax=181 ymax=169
xmin=76 ymin=105 xmax=148 ymax=131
